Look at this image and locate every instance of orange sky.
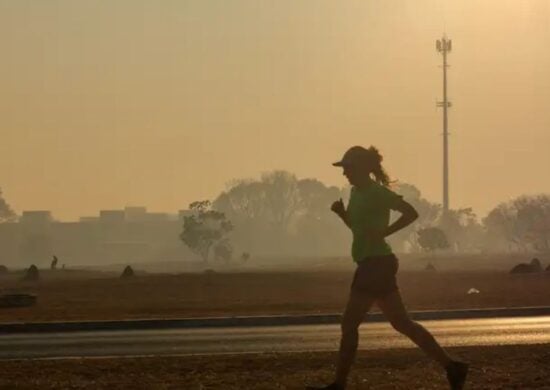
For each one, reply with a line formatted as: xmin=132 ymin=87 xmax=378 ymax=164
xmin=1 ymin=1 xmax=549 ymax=221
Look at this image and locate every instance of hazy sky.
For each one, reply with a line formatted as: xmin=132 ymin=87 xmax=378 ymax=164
xmin=1 ymin=1 xmax=549 ymax=221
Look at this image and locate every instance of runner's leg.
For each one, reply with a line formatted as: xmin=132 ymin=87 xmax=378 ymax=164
xmin=377 ymin=290 xmax=452 ymax=367
xmin=334 ymin=291 xmax=376 ymax=387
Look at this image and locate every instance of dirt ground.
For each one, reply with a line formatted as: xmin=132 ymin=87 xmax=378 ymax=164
xmin=1 ymin=344 xmax=549 ymax=389
xmin=1 ymin=268 xmax=550 ymax=323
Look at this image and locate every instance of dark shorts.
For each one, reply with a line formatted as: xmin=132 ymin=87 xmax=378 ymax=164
xmin=351 ymin=254 xmax=399 ymax=298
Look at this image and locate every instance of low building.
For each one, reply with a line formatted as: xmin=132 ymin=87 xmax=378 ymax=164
xmin=0 ymin=208 xmax=192 ymax=267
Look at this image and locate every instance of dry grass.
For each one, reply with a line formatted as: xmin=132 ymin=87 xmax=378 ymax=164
xmin=1 ymin=267 xmax=550 ymax=323
xmin=1 ymin=344 xmax=549 ymax=389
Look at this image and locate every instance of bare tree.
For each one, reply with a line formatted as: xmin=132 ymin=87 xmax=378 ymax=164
xmin=483 ymin=194 xmax=550 ymax=253
xmin=213 ymin=171 xmax=307 ymax=254
xmin=514 ymin=195 xmax=550 ymax=252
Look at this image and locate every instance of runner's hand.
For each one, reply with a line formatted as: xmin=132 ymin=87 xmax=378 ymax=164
xmin=331 ymin=198 xmax=346 ymax=216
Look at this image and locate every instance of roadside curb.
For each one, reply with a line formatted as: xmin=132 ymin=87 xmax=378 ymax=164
xmin=2 ymin=306 xmax=550 ymax=334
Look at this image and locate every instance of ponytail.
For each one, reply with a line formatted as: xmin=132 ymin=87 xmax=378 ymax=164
xmin=367 ymin=146 xmax=391 ymax=187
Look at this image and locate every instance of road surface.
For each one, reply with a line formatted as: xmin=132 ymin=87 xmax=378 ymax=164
xmin=1 ymin=316 xmax=549 ymax=360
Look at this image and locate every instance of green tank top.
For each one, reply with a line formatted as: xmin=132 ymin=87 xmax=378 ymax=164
xmin=346 ymin=182 xmax=402 ymax=262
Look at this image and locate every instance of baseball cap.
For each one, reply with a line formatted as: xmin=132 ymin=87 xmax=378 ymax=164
xmin=332 ymin=146 xmax=370 ymax=167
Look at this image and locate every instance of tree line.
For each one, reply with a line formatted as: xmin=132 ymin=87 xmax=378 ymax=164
xmin=178 ymin=171 xmax=550 ymax=262
xmin=2 ymin=178 xmax=549 ymax=263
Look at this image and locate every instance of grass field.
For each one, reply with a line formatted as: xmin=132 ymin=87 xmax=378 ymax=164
xmin=1 ymin=264 xmax=550 ymax=323
xmin=0 ymin=344 xmax=549 ymax=389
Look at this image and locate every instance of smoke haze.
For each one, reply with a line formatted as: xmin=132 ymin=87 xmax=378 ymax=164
xmin=1 ymin=1 xmax=549 ymax=221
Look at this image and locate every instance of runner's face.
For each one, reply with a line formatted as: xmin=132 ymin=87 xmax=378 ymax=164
xmin=343 ymin=164 xmax=360 ymax=185
xmin=343 ymin=163 xmax=371 ymax=186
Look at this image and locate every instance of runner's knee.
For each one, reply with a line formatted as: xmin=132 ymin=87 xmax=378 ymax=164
xmin=341 ymin=320 xmax=360 ymax=337
xmin=390 ymin=317 xmax=417 ymax=335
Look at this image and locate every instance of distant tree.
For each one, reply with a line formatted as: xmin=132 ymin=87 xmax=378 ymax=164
xmin=214 ymin=172 xmax=349 ymax=256
xmin=180 ymin=200 xmax=233 ymax=263
xmin=417 ymin=227 xmax=450 ymax=253
xmin=215 ymin=171 xmax=302 ymax=228
xmin=213 ymin=239 xmax=233 ymax=262
xmin=297 ymin=178 xmax=341 ymax=218
xmin=515 ymin=195 xmax=550 ymax=253
xmin=439 ymin=207 xmax=484 ymax=252
xmin=213 ymin=171 xmax=304 ymax=254
xmin=484 ymin=195 xmax=550 ymax=253
xmin=214 ymin=180 xmax=266 ymax=223
xmin=483 ymin=202 xmax=524 ymax=251
xmin=241 ymin=252 xmax=251 ymax=262
xmin=261 ymin=171 xmax=303 ymax=228
xmin=294 ymin=178 xmax=349 ymax=255
xmin=0 ymin=188 xmax=16 ymax=223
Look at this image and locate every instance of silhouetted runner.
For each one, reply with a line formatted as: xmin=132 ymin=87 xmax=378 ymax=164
xmin=306 ymin=146 xmax=468 ymax=390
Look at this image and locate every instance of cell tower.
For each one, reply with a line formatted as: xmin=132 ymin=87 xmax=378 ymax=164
xmin=436 ymin=35 xmax=452 ymax=213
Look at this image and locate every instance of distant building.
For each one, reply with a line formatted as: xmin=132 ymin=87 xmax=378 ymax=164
xmin=0 ymin=207 xmax=192 ymax=267
xmin=144 ymin=212 xmax=170 ymax=222
xmin=99 ymin=210 xmax=125 ymax=224
xmin=18 ymin=211 xmax=54 ymax=263
xmin=20 ymin=211 xmax=52 ymax=226
xmin=124 ymin=207 xmax=147 ymax=222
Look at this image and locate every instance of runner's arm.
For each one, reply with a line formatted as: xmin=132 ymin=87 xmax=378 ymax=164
xmin=331 ymin=199 xmax=351 ymax=229
xmin=383 ymin=199 xmax=418 ymax=237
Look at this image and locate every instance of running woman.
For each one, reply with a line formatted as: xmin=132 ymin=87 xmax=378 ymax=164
xmin=307 ymin=146 xmax=468 ymax=390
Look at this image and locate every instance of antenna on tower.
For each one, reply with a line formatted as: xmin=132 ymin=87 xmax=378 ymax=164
xmin=436 ymin=35 xmax=452 ymax=213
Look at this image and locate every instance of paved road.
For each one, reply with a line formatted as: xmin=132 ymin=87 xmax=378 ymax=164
xmin=1 ymin=316 xmax=550 ymax=360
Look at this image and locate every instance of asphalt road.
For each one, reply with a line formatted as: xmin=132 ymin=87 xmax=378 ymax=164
xmin=1 ymin=316 xmax=550 ymax=360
